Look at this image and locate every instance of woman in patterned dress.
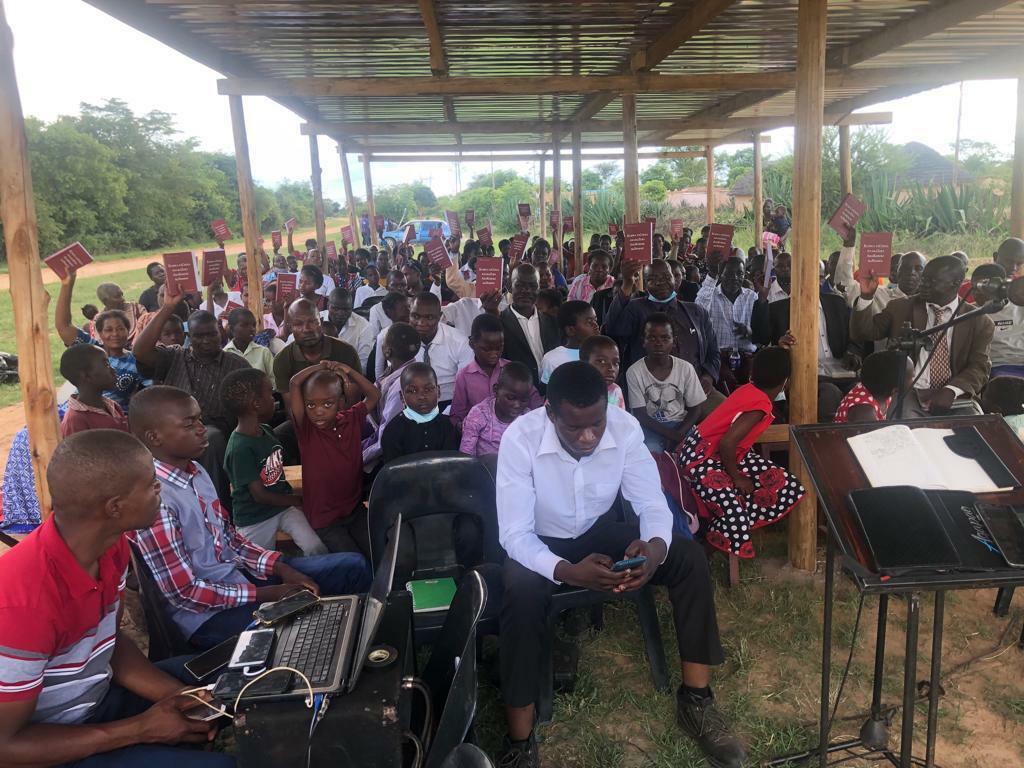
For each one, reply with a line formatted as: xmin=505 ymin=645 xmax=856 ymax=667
xmin=678 ymin=346 xmax=805 ymax=558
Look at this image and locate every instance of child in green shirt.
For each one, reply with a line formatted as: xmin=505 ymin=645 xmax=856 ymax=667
xmin=221 ymin=368 xmax=327 ymax=555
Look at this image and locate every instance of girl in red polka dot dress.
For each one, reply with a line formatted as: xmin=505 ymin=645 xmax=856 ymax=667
xmin=834 ymin=350 xmax=911 ymax=423
xmin=678 ymin=346 xmax=805 ymax=558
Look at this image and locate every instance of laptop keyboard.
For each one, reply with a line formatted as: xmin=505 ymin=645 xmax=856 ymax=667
xmin=278 ymin=600 xmax=351 ymax=686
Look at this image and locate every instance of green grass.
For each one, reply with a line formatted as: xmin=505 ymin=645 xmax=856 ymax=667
xmin=0 ymin=270 xmax=153 ymax=408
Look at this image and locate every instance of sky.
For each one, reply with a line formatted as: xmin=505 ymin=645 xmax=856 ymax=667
xmin=7 ymin=0 xmax=1022 ymax=203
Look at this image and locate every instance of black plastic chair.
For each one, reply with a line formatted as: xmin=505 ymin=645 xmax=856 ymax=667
xmin=439 ymin=744 xmax=494 ymax=768
xmin=476 ymin=452 xmax=671 ymax=725
xmin=423 ymin=570 xmax=487 ymax=768
xmin=368 ymin=452 xmax=502 ymax=643
xmin=129 ymin=544 xmax=193 ymax=661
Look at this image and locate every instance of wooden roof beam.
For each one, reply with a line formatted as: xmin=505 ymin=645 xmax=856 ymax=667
xmin=417 ymin=0 xmax=447 ymax=76
xmin=570 ymin=0 xmax=738 ymax=124
xmin=219 ymin=57 xmax=1024 ymax=99
xmin=643 ymin=0 xmax=1019 ymax=143
xmin=363 ymin=151 xmax=710 ymax=163
xmin=299 ymin=112 xmax=889 ymax=138
xmin=346 ymin=136 xmax=768 ymax=154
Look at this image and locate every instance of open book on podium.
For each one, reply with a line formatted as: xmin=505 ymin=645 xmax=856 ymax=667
xmin=847 ymin=424 xmax=1016 ymax=493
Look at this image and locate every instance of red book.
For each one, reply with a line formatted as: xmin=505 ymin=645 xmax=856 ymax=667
xmin=517 ymin=202 xmax=531 ymax=220
xmin=827 ymin=193 xmax=867 ymax=239
xmin=465 ymin=209 xmax=475 ymax=228
xmin=549 ymin=209 xmax=561 ymax=233
xmin=706 ymin=224 xmax=735 ymax=257
xmin=271 ymin=230 xmax=282 ymax=250
xmin=859 ymin=232 xmax=894 ymax=277
xmin=508 ymin=233 xmax=529 ymax=266
xmin=425 ymin=236 xmax=452 ymax=268
xmin=622 ymin=223 xmax=653 ymax=264
xmin=474 ymin=257 xmax=504 ymax=297
xmin=276 ymin=272 xmax=299 ymax=304
xmin=446 ymin=210 xmax=462 ymax=237
xmin=163 ymin=251 xmax=199 ymax=293
xmin=200 ymin=249 xmax=227 ymax=287
xmin=517 ymin=215 xmax=529 ymax=232
xmin=562 ymin=215 xmax=574 ymax=233
xmin=403 ymin=224 xmax=415 ymax=244
xmin=222 ymin=299 xmax=244 ymax=315
xmin=324 ymin=241 xmax=338 ymax=262
xmin=43 ymin=241 xmax=93 ymax=279
xmin=608 ymin=223 xmax=618 ymax=236
xmin=284 ymin=217 xmax=297 ymax=233
xmin=374 ymin=214 xmax=384 ymax=232
xmin=341 ymin=225 xmax=355 ymax=246
xmin=670 ymin=218 xmax=684 ymax=238
xmin=210 ymin=219 xmax=231 ymax=242
xmin=477 ymin=224 xmax=493 ymax=248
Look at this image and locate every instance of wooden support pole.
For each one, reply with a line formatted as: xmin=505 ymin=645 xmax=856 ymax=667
xmin=705 ymin=145 xmax=715 ymax=226
xmin=788 ymin=0 xmax=827 ymax=573
xmin=1012 ymin=78 xmax=1024 ymax=239
xmin=228 ymin=95 xmax=264 ymax=326
xmin=308 ymin=134 xmax=327 ymax=250
xmin=572 ymin=128 xmax=583 ymax=273
xmin=538 ymin=157 xmax=546 ymax=238
xmin=753 ymin=134 xmax=764 ymax=247
xmin=552 ymin=135 xmax=562 ymax=255
xmin=0 ymin=0 xmax=59 ymax=513
xmin=337 ymin=143 xmax=360 ymax=252
xmin=622 ymin=93 xmax=640 ymax=224
xmin=839 ymin=124 xmax=853 ymax=197
xmin=362 ymin=154 xmax=379 ymax=247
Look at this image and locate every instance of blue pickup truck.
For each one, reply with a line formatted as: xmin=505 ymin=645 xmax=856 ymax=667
xmin=381 ymin=219 xmax=451 ymax=250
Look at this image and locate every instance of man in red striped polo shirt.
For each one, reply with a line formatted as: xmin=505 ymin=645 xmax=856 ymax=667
xmin=0 ymin=430 xmax=234 ymax=767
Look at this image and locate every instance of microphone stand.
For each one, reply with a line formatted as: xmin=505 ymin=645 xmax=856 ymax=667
xmin=887 ymin=299 xmax=1006 ymax=420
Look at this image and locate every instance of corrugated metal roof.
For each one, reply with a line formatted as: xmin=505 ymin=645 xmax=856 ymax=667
xmin=83 ymin=0 xmax=1024 ymax=150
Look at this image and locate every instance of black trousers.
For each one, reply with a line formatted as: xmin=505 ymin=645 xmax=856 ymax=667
xmin=499 ymin=512 xmax=724 ymax=708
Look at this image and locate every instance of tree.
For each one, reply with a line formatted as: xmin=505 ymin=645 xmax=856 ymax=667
xmin=640 ymin=179 xmax=667 ymax=202
xmin=412 ymin=183 xmax=437 ymax=213
xmin=592 ymin=161 xmax=622 ymax=186
xmin=715 ymin=147 xmax=754 ymax=187
xmin=580 ymin=168 xmax=604 ymax=191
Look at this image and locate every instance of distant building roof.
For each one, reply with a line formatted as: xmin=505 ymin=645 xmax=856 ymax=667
xmin=730 ymin=171 xmax=755 ymax=197
xmin=891 ymin=141 xmax=973 ymax=186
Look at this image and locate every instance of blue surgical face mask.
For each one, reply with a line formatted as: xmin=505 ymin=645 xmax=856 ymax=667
xmin=404 ymin=405 xmax=439 ymax=424
xmin=648 ymin=291 xmax=677 ymax=304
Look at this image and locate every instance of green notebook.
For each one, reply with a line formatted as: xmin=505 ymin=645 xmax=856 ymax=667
xmin=406 ymin=578 xmax=458 ymax=613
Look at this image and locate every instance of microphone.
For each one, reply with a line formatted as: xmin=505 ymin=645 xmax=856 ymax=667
xmin=971 ymin=276 xmax=1024 ymax=307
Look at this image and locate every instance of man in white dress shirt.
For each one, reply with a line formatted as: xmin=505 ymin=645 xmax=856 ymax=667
xmin=322 ymin=287 xmax=374 ymax=370
xmin=408 ymin=292 xmax=474 ymax=407
xmin=494 ymin=362 xmax=743 ymax=768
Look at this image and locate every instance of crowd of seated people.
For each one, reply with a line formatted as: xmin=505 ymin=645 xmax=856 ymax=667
xmin=3 ymin=213 xmax=1023 ymax=768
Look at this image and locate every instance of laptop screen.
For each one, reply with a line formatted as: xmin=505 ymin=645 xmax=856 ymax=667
xmin=347 ymin=514 xmax=401 ymax=691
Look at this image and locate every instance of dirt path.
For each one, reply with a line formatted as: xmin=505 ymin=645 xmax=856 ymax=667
xmin=0 ymin=223 xmax=329 ymax=291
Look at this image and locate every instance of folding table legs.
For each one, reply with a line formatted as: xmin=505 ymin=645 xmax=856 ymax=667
xmin=817 ymin=533 xmax=835 ymax=768
xmin=925 ymin=592 xmax=945 ymax=768
xmin=899 ymin=594 xmax=921 ymax=768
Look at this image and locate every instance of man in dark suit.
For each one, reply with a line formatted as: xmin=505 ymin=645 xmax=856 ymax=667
xmin=850 ymin=255 xmax=994 ymax=417
xmin=752 ymin=290 xmax=858 ymax=422
xmin=500 ymin=263 xmax=560 ymax=390
xmin=604 ymin=259 xmax=721 ymax=393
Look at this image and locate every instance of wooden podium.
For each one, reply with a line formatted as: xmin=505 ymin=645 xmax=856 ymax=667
xmin=775 ymin=415 xmax=1024 ymax=768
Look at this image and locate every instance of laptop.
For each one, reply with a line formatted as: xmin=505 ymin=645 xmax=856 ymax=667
xmin=847 ymin=486 xmax=961 ymax=575
xmin=267 ymin=515 xmax=401 ymax=698
xmin=976 ymin=504 xmax=1024 ymax=568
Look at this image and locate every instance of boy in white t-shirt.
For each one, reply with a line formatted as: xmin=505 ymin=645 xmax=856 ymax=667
xmin=539 ymin=300 xmax=599 ymax=384
xmin=626 ymin=313 xmax=706 ymax=452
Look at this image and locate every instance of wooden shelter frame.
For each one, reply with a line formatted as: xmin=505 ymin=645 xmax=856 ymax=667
xmin=3 ymin=0 xmax=1024 ymax=570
